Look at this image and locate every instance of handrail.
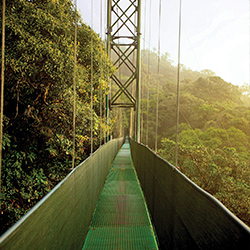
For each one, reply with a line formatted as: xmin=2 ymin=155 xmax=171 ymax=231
xmin=0 ymin=138 xmax=124 ymax=250
xmin=129 ymin=138 xmax=250 ymax=249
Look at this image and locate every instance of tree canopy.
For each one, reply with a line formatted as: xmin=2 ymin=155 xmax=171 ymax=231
xmin=0 ymin=0 xmax=114 ymax=234
xmin=138 ymin=50 xmax=250 ymax=226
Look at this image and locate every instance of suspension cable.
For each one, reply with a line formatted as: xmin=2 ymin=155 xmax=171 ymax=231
xmin=140 ymin=0 xmax=147 ymax=143
xmin=146 ymin=0 xmax=152 ymax=146
xmin=155 ymin=0 xmax=161 ymax=152
xmin=117 ymin=7 xmax=122 ymax=138
xmin=175 ymin=0 xmax=182 ymax=168
xmin=90 ymin=0 xmax=94 ymax=154
xmin=106 ymin=0 xmax=112 ymax=143
xmin=99 ymin=0 xmax=103 ymax=146
xmin=0 ymin=0 xmax=6 ymax=198
xmin=104 ymin=0 xmax=107 ymax=144
xmin=72 ymin=0 xmax=77 ymax=169
xmin=72 ymin=1 xmax=77 ymax=169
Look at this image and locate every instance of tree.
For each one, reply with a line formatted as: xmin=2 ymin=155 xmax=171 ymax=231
xmin=0 ymin=0 xmax=113 ymax=234
xmin=159 ymin=138 xmax=250 ymax=226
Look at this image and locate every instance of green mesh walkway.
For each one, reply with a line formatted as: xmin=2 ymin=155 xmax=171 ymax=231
xmin=82 ymin=142 xmax=158 ymax=249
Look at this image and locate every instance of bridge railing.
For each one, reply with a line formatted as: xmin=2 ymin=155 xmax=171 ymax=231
xmin=0 ymin=138 xmax=124 ymax=250
xmin=130 ymin=139 xmax=250 ymax=250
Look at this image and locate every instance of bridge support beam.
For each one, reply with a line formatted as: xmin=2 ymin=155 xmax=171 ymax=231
xmin=107 ymin=0 xmax=141 ymax=142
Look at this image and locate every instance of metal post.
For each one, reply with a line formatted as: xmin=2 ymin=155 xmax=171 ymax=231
xmin=106 ymin=0 xmax=141 ymax=143
xmin=0 ymin=0 xmax=6 ymax=199
xmin=136 ymin=0 xmax=141 ymax=142
xmin=106 ymin=0 xmax=112 ymax=142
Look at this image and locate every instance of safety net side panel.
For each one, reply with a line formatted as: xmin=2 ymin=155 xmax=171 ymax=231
xmin=0 ymin=138 xmax=124 ymax=250
xmin=130 ymin=139 xmax=250 ymax=250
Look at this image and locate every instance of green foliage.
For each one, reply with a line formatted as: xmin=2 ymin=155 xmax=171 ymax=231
xmin=138 ymin=49 xmax=250 ymax=227
xmin=1 ymin=0 xmax=113 ymax=235
xmin=178 ymin=126 xmax=249 ymax=154
xmin=159 ymin=139 xmax=250 ymax=226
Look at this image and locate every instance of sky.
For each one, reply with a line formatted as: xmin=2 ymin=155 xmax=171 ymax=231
xmin=76 ymin=0 xmax=249 ymax=87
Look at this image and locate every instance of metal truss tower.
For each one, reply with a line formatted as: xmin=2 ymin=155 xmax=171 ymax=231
xmin=107 ymin=0 xmax=141 ymax=142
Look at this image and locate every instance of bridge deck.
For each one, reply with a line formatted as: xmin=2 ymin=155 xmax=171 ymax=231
xmin=82 ymin=142 xmax=158 ymax=249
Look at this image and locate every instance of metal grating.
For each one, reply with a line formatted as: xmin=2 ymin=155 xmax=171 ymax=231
xmin=106 ymin=169 xmax=138 ymax=181
xmin=82 ymin=142 xmax=158 ymax=249
xmin=82 ymin=227 xmax=157 ymax=250
xmin=102 ymin=181 xmax=142 ymax=196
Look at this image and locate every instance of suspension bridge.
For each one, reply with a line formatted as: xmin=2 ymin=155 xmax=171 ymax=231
xmin=0 ymin=0 xmax=250 ymax=249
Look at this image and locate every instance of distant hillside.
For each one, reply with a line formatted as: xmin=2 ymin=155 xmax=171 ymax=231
xmin=139 ymin=49 xmax=250 ymax=152
xmin=138 ymin=49 xmax=250 ymax=226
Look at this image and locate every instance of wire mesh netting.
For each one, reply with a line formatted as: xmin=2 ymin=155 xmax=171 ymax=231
xmin=82 ymin=142 xmax=158 ymax=249
xmin=130 ymin=139 xmax=250 ymax=250
xmin=0 ymin=139 xmax=124 ymax=250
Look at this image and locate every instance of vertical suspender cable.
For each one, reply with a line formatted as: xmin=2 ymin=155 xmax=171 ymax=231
xmin=0 ymin=0 xmax=6 ymax=198
xmin=106 ymin=0 xmax=112 ymax=143
xmin=72 ymin=0 xmax=77 ymax=169
xmin=99 ymin=0 xmax=103 ymax=146
xmin=90 ymin=0 xmax=94 ymax=154
xmin=155 ymin=0 xmax=161 ymax=152
xmin=104 ymin=0 xmax=108 ymax=144
xmin=130 ymin=11 xmax=137 ymax=139
xmin=146 ymin=0 xmax=151 ymax=146
xmin=141 ymin=0 xmax=147 ymax=143
xmin=117 ymin=7 xmax=122 ymax=138
xmin=175 ymin=0 xmax=182 ymax=167
xmin=136 ymin=0 xmax=141 ymax=143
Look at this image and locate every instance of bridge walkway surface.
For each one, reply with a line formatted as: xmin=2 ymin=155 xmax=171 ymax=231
xmin=82 ymin=142 xmax=159 ymax=249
